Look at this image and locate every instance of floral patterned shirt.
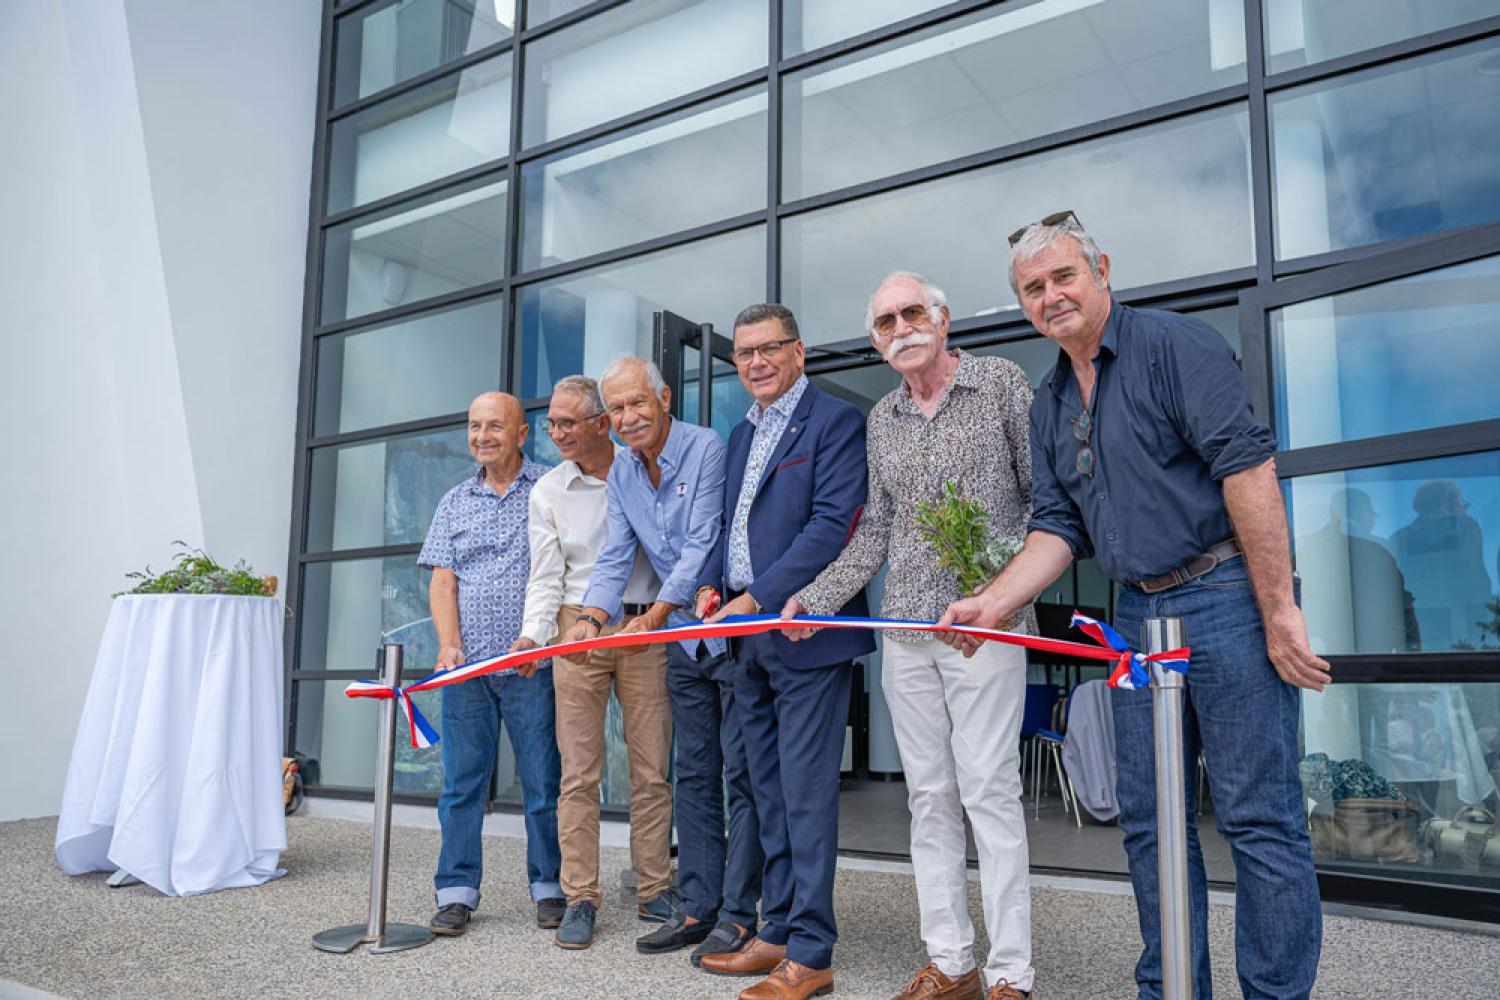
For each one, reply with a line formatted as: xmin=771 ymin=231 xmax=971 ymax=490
xmin=795 ymin=350 xmax=1037 ymax=643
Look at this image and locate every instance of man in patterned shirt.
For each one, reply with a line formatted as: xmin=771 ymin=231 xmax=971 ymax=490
xmin=418 ymin=391 xmax=565 ymax=937
xmin=784 ymin=273 xmax=1038 ymax=1000
xmin=692 ymin=304 xmax=873 ymax=1000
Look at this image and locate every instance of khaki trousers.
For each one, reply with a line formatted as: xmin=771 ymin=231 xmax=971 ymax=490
xmin=554 ymin=604 xmax=673 ymax=906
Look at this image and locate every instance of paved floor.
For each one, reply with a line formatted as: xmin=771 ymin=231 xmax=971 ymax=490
xmin=3 ymin=815 xmax=1497 ymax=999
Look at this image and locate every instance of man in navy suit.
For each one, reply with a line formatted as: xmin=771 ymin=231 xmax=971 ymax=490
xmin=694 ymin=303 xmax=874 ymax=1000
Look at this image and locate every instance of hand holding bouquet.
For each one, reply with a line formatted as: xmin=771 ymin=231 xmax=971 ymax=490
xmin=916 ymin=480 xmax=1023 ymax=626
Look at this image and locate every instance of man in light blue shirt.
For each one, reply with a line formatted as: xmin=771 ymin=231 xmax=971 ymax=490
xmin=563 ymin=357 xmax=762 ymax=963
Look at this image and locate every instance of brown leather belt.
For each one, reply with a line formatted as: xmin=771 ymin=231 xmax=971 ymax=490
xmin=623 ymin=602 xmax=652 ymax=617
xmin=1132 ymin=538 xmax=1242 ymax=594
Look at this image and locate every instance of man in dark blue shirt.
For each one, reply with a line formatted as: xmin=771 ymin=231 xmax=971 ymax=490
xmin=940 ymin=214 xmax=1326 ymax=1000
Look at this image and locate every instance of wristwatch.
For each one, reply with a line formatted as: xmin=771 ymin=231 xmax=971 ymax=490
xmin=575 ymin=612 xmax=605 ymax=633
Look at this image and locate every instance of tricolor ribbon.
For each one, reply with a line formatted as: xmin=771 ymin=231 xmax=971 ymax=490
xmin=347 ymin=613 xmax=1191 ymax=748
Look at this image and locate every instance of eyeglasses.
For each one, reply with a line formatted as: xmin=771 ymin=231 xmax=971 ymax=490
xmin=731 ymin=337 xmax=798 ymax=365
xmin=542 ymin=413 xmax=604 ymax=434
xmin=871 ymin=303 xmax=934 ymax=338
xmin=1008 ymin=209 xmax=1082 ymax=247
xmin=1072 ymin=409 xmax=1095 ymax=477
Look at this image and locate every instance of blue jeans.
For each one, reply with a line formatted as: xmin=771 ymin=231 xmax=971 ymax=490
xmin=435 ymin=668 xmax=562 ymax=908
xmin=1113 ymin=558 xmax=1321 ymax=999
xmin=667 ymin=643 xmax=763 ymax=927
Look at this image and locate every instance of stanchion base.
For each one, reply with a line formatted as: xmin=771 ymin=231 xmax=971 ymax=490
xmin=368 ymin=923 xmax=435 ymax=954
xmin=312 ymin=923 xmax=435 ymax=954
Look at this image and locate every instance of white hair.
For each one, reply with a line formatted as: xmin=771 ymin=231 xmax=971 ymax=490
xmin=864 ymin=271 xmax=949 ymax=335
xmin=598 ymin=355 xmax=667 ymax=396
xmin=1007 ymin=217 xmax=1107 ymax=296
xmin=551 ymin=374 xmax=604 ymax=415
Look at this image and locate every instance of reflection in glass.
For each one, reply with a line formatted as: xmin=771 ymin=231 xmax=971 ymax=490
xmin=1265 ymin=0 xmax=1497 ymax=74
xmin=679 ymin=349 xmax=755 ymax=441
xmin=327 ymin=57 xmax=512 ymax=213
xmin=294 ymin=681 xmax=448 ymax=796
xmin=783 ymin=105 xmax=1253 ymax=346
xmin=521 ymin=0 xmax=766 ymax=147
xmin=306 ymin=426 xmax=473 ymax=553
xmin=333 ymin=0 xmax=514 ymax=105
xmin=1287 ymin=451 xmax=1500 ymax=654
xmin=321 ymin=177 xmax=507 ymax=325
xmin=314 ymin=297 xmax=502 ymax=435
xmin=299 ymin=556 xmax=437 ymax=672
xmin=784 ymin=0 xmax=1247 ymax=200
xmin=515 ymin=227 xmax=765 ymax=400
xmin=785 ymin=0 xmax=949 ymax=55
xmin=1271 ymin=38 xmax=1500 ymax=260
xmin=520 ymin=89 xmax=767 ymax=269
xmin=1301 ymin=681 xmax=1500 ymax=889
xmin=525 ymin=0 xmax=596 ymax=26
xmin=1272 ymin=255 xmax=1500 ymax=450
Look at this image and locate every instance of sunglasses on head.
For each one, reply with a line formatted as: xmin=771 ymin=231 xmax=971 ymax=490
xmin=1008 ymin=210 xmax=1082 ymax=248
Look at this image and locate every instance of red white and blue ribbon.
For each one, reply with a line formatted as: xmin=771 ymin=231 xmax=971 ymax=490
xmin=346 ymin=613 xmax=1191 ymax=748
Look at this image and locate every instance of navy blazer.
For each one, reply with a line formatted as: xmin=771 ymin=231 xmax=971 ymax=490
xmin=699 ymin=380 xmax=876 ymax=669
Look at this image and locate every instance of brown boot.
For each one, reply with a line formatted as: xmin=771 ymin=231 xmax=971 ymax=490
xmin=889 ymin=964 xmax=982 ymax=1000
xmin=740 ymin=960 xmax=834 ymax=1000
xmin=986 ymin=979 xmax=1031 ymax=999
xmin=699 ymin=937 xmax=787 ymax=977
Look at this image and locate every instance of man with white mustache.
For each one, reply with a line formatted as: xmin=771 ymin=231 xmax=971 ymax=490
xmin=782 ymin=272 xmax=1039 ymax=1000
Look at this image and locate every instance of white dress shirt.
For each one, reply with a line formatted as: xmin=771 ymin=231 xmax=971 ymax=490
xmin=521 ymin=446 xmax=657 ymax=645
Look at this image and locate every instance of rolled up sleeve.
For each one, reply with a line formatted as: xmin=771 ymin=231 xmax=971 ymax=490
xmin=1164 ymin=321 xmax=1276 ymax=481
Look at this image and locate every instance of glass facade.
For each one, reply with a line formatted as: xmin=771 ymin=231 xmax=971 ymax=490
xmin=292 ymin=0 xmax=1500 ymax=918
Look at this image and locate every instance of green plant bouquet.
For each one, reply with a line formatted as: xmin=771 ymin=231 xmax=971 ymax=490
xmin=115 ymin=541 xmax=278 ymax=597
xmin=916 ymin=480 xmax=1024 ymax=596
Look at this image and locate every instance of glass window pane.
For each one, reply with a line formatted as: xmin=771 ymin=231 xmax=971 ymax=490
xmin=785 ymin=0 xmax=949 ymax=55
xmin=521 ymin=0 xmax=768 ymax=147
xmin=520 ymin=88 xmax=767 ymax=270
xmin=306 ymin=426 xmax=474 ymax=553
xmin=1265 ymin=0 xmax=1498 ymax=74
xmin=783 ymin=105 xmax=1253 ymax=347
xmin=525 ymin=0 xmax=595 ymax=26
xmin=333 ymin=0 xmax=514 ymax=105
xmin=1270 ymin=38 xmax=1500 ymax=260
xmin=315 ymin=297 xmax=502 ymax=436
xmin=515 ymin=226 xmax=765 ymax=399
xmin=299 ymin=555 xmax=438 ymax=671
xmin=1272 ymin=256 xmax=1500 ymax=450
xmin=1302 ymin=681 xmax=1500 ymax=892
xmin=784 ymin=0 xmax=1247 ymax=200
xmin=327 ymin=57 xmax=512 ymax=214
xmin=321 ymin=176 xmax=507 ymax=325
xmin=294 ymin=680 xmax=448 ymax=796
xmin=1287 ymin=451 xmax=1500 ymax=654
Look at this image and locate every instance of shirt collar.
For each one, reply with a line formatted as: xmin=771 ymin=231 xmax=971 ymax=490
xmin=746 ymin=374 xmax=809 ymax=428
xmin=1046 ymin=299 xmax=1122 ymax=398
xmin=893 ymin=349 xmax=974 ymax=415
xmin=625 ymin=418 xmax=685 ymax=472
xmin=468 ymin=458 xmax=545 ymax=496
xmin=560 ymin=445 xmax=624 ymax=487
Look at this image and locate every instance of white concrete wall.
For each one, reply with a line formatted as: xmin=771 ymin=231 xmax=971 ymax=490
xmin=0 ymin=0 xmax=319 ymax=821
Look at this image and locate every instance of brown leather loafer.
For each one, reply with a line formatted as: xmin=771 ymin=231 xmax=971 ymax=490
xmin=986 ymin=979 xmax=1031 ymax=999
xmin=739 ymin=960 xmax=833 ymax=1000
xmin=700 ymin=937 xmax=787 ymax=977
xmin=889 ymin=964 xmax=981 ymax=1000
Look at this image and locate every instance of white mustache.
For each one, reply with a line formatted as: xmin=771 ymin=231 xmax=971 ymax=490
xmin=883 ymin=331 xmax=934 ymax=362
xmin=619 ymin=422 xmax=650 ymax=436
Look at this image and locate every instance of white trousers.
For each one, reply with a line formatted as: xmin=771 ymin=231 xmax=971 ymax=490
xmin=882 ymin=637 xmax=1034 ymax=992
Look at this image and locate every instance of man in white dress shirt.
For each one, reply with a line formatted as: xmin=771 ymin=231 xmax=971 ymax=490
xmin=511 ymin=375 xmax=673 ymax=949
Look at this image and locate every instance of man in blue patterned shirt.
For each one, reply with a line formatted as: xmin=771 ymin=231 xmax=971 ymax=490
xmin=418 ymin=391 xmax=564 ymax=937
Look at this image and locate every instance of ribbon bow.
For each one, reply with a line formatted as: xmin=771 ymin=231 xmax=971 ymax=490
xmin=1071 ymin=612 xmax=1191 ymax=691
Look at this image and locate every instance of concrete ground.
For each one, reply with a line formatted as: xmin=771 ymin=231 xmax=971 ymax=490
xmin=3 ymin=815 xmax=1497 ymax=999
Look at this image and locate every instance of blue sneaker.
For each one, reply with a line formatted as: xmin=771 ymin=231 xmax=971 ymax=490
xmin=637 ymin=887 xmax=683 ymax=923
xmin=555 ymin=901 xmax=597 ymax=950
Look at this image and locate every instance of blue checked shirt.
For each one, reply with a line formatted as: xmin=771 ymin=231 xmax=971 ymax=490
xmin=582 ymin=419 xmax=727 ymax=657
xmin=727 ymin=375 xmax=809 ymax=592
xmin=417 ymin=461 xmax=549 ymax=661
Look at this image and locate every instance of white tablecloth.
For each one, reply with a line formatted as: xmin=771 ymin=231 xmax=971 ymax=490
xmin=55 ymin=595 xmax=288 ymax=895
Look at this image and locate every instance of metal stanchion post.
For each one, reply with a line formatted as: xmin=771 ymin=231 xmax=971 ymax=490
xmin=313 ymin=644 xmax=434 ymax=954
xmin=1146 ymin=617 xmax=1191 ymax=1000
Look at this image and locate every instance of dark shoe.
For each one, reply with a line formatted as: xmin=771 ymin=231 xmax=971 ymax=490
xmin=691 ymin=920 xmax=755 ymax=967
xmin=555 ymin=901 xmax=597 ymax=950
xmin=638 ymin=887 xmax=683 ymax=923
xmin=889 ymin=964 xmax=982 ymax=1000
xmin=636 ymin=913 xmax=715 ymax=954
xmin=536 ymin=896 xmax=567 ymax=929
xmin=699 ymin=936 xmax=787 ymax=977
xmin=739 ymin=959 xmax=833 ymax=999
xmin=986 ymin=980 xmax=1031 ymax=1000
xmin=429 ymin=902 xmax=472 ymax=937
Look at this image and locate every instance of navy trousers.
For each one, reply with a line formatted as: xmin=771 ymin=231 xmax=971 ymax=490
xmin=734 ymin=632 xmax=853 ymax=970
xmin=666 ymin=643 xmax=762 ymax=927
